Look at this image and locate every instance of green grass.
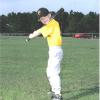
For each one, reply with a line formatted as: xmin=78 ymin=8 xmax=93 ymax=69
xmin=0 ymin=36 xmax=99 ymax=100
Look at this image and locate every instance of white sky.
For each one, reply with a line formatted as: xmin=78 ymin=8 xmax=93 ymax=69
xmin=0 ymin=0 xmax=99 ymax=15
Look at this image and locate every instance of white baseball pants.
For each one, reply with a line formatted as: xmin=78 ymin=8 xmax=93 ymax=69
xmin=46 ymin=46 xmax=63 ymax=95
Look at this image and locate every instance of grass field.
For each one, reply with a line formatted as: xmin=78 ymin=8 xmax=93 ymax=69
xmin=0 ymin=36 xmax=99 ymax=100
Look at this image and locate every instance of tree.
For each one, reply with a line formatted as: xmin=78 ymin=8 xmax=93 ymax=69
xmin=0 ymin=15 xmax=9 ymax=33
xmin=79 ymin=12 xmax=99 ymax=33
xmin=7 ymin=12 xmax=17 ymax=33
xmin=68 ymin=10 xmax=84 ymax=33
xmin=60 ymin=12 xmax=69 ymax=33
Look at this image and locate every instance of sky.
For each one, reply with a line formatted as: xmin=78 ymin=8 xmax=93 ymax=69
xmin=0 ymin=0 xmax=99 ymax=15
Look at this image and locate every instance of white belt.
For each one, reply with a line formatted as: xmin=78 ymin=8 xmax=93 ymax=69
xmin=49 ymin=46 xmax=62 ymax=51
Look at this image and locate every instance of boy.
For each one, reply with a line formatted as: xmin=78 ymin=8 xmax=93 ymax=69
xmin=26 ymin=8 xmax=63 ymax=100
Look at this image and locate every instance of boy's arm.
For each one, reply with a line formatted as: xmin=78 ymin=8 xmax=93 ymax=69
xmin=26 ymin=31 xmax=41 ymax=42
xmin=29 ymin=31 xmax=41 ymax=39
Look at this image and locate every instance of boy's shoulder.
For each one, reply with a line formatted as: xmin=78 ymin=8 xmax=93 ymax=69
xmin=48 ymin=19 xmax=59 ymax=26
xmin=51 ymin=19 xmax=58 ymax=23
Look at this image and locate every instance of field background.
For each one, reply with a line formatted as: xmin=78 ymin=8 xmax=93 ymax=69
xmin=0 ymin=36 xmax=99 ymax=100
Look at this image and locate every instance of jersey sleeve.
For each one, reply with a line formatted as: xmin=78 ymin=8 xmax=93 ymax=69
xmin=36 ymin=25 xmax=53 ymax=38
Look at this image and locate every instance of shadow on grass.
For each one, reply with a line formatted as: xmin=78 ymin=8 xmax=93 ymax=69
xmin=62 ymin=86 xmax=99 ymax=100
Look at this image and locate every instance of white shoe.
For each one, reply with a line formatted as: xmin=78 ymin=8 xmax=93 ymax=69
xmin=51 ymin=92 xmax=63 ymax=100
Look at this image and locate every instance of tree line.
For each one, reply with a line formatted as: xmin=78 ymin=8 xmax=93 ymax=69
xmin=0 ymin=10 xmax=99 ymax=36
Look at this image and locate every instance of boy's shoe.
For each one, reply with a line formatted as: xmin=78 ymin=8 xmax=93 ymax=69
xmin=51 ymin=92 xmax=63 ymax=100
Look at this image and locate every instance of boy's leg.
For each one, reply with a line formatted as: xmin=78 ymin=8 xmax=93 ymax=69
xmin=47 ymin=61 xmax=61 ymax=94
xmin=47 ymin=48 xmax=63 ymax=96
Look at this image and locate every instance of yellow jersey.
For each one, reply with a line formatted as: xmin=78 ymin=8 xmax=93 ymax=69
xmin=36 ymin=19 xmax=62 ymax=47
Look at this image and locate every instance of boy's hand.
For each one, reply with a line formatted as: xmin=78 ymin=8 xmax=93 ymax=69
xmin=25 ymin=32 xmax=41 ymax=42
xmin=29 ymin=33 xmax=34 ymax=38
xmin=25 ymin=38 xmax=30 ymax=42
xmin=25 ymin=33 xmax=33 ymax=42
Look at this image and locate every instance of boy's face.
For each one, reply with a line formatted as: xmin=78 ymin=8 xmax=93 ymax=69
xmin=39 ymin=14 xmax=51 ymax=25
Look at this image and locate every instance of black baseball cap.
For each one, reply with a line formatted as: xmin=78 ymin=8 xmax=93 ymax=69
xmin=37 ymin=8 xmax=49 ymax=19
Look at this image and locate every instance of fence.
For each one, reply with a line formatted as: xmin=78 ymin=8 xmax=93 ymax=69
xmin=0 ymin=33 xmax=29 ymax=36
xmin=62 ymin=33 xmax=99 ymax=39
xmin=0 ymin=33 xmax=99 ymax=39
